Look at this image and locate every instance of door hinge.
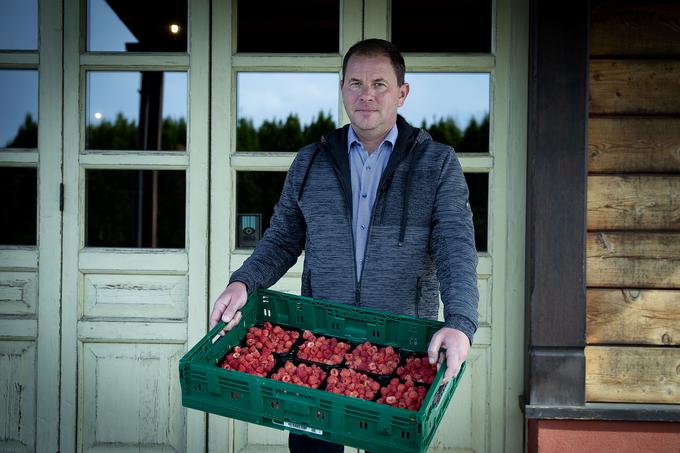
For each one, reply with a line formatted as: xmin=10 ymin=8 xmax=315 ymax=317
xmin=59 ymin=183 xmax=64 ymax=211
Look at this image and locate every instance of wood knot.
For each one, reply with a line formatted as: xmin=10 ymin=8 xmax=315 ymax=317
xmin=622 ymin=290 xmax=641 ymax=303
xmin=661 ymin=333 xmax=671 ymax=345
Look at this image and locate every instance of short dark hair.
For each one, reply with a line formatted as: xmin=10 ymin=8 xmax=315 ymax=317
xmin=342 ymin=39 xmax=406 ymax=86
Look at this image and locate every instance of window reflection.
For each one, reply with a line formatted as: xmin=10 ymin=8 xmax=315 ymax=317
xmin=86 ymin=169 xmax=185 ymax=248
xmin=392 ymin=0 xmax=491 ymax=53
xmin=236 ymin=171 xmax=287 ymax=248
xmin=465 ymin=173 xmax=488 ymax=252
xmin=237 ymin=73 xmax=338 ymax=152
xmin=0 ymin=0 xmax=37 ymax=50
xmin=86 ymin=71 xmax=187 ymax=151
xmin=0 ymin=167 xmax=37 ymax=246
xmin=87 ymin=0 xmax=187 ymax=52
xmin=400 ymin=73 xmax=490 ymax=153
xmin=1 ymin=70 xmax=38 ymax=149
xmin=238 ymin=0 xmax=339 ymax=53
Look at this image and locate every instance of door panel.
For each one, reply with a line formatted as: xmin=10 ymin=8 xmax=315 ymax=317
xmin=0 ymin=270 xmax=37 ymax=316
xmin=0 ymin=341 xmax=36 ymax=452
xmin=83 ymin=273 xmax=188 ymax=319
xmin=81 ymin=343 xmax=185 ymax=451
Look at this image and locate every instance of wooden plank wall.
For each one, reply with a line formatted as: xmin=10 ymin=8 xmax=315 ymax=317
xmin=586 ymin=0 xmax=680 ymax=404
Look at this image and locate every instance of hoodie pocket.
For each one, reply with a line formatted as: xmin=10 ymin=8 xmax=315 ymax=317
xmin=415 ymin=276 xmax=422 ymax=318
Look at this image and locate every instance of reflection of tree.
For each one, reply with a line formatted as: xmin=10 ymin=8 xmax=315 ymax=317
xmin=236 ymin=111 xmax=489 ymax=154
xmin=237 ymin=111 xmax=336 ymax=151
xmin=4 ymin=112 xmax=188 ymax=150
xmin=86 ymin=113 xmax=187 ymax=150
xmin=422 ymin=114 xmax=490 ymax=153
xmin=5 ymin=114 xmax=38 ymax=148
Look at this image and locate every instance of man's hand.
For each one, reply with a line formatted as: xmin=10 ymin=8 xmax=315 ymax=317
xmin=427 ymin=327 xmax=470 ymax=384
xmin=209 ymin=281 xmax=248 ymax=336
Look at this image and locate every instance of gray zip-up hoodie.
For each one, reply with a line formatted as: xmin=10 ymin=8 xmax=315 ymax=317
xmin=230 ymin=116 xmax=479 ymax=343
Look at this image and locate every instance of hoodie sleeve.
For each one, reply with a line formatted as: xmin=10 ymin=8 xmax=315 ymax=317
xmin=228 ymin=150 xmax=309 ymax=293
xmin=430 ymin=146 xmax=479 ymax=344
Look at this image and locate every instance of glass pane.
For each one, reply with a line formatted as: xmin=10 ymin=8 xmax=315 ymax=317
xmin=87 ymin=0 xmax=187 ymax=52
xmin=86 ymin=170 xmax=185 ymax=248
xmin=86 ymin=71 xmax=187 ymax=151
xmin=392 ymin=0 xmax=491 ymax=53
xmin=400 ymin=73 xmax=490 ymax=153
xmin=1 ymin=70 xmax=38 ymax=149
xmin=236 ymin=171 xmax=287 ymax=248
xmin=237 ymin=73 xmax=339 ymax=152
xmin=465 ymin=172 xmax=488 ymax=252
xmin=0 ymin=167 xmax=37 ymax=245
xmin=237 ymin=0 xmax=339 ymax=53
xmin=0 ymin=0 xmax=37 ymax=50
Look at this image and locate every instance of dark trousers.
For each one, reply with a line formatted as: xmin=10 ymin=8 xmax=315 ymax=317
xmin=288 ymin=432 xmax=344 ymax=452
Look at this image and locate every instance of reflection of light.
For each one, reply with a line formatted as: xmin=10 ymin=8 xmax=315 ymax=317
xmin=170 ymin=24 xmax=180 ymax=34
xmin=94 ymin=112 xmax=103 ymax=120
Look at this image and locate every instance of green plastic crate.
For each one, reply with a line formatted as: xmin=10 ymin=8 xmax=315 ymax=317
xmin=179 ymin=289 xmax=465 ymax=453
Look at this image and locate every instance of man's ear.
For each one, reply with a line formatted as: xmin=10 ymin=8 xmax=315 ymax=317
xmin=398 ymin=82 xmax=410 ymax=107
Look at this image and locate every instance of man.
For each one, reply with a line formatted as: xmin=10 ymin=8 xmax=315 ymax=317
xmin=210 ymin=39 xmax=479 ymax=452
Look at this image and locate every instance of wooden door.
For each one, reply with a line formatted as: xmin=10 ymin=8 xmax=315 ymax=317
xmin=208 ymin=0 xmax=528 ymax=451
xmin=0 ymin=0 xmax=62 ymax=451
xmin=59 ymin=0 xmax=210 ymax=451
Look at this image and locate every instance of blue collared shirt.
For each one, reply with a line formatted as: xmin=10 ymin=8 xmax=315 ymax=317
xmin=348 ymin=124 xmax=398 ymax=280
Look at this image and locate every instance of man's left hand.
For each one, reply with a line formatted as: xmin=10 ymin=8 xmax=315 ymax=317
xmin=427 ymin=327 xmax=470 ymax=384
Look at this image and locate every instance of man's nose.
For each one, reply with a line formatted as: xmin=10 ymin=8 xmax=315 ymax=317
xmin=359 ymin=85 xmax=375 ymax=99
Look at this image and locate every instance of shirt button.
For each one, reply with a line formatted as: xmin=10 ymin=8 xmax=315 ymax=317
xmin=361 ymin=193 xmax=367 ymax=198
xmin=367 ymin=166 xmax=372 ymax=170
xmin=361 ymin=224 xmax=366 ymax=230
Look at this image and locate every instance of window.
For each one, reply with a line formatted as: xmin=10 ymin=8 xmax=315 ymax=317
xmin=0 ymin=167 xmax=37 ymax=245
xmin=236 ymin=72 xmax=338 ymax=152
xmin=237 ymin=0 xmax=339 ymax=53
xmin=0 ymin=0 xmax=38 ymax=50
xmin=86 ymin=71 xmax=187 ymax=151
xmin=85 ymin=169 xmax=186 ymax=248
xmin=391 ymin=0 xmax=492 ymax=53
xmin=400 ymin=73 xmax=490 ymax=153
xmin=236 ymin=171 xmax=287 ymax=248
xmin=0 ymin=70 xmax=38 ymax=149
xmin=87 ymin=0 xmax=187 ymax=52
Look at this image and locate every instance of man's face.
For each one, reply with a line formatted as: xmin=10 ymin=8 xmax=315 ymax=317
xmin=341 ymin=54 xmax=409 ymax=139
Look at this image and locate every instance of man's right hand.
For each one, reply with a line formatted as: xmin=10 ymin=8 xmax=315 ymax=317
xmin=209 ymin=281 xmax=248 ymax=336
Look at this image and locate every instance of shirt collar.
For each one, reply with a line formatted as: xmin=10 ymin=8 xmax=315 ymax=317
xmin=347 ymin=123 xmax=399 ymax=154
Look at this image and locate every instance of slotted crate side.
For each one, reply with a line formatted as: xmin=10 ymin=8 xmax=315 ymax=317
xmin=257 ymin=289 xmax=442 ymax=353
